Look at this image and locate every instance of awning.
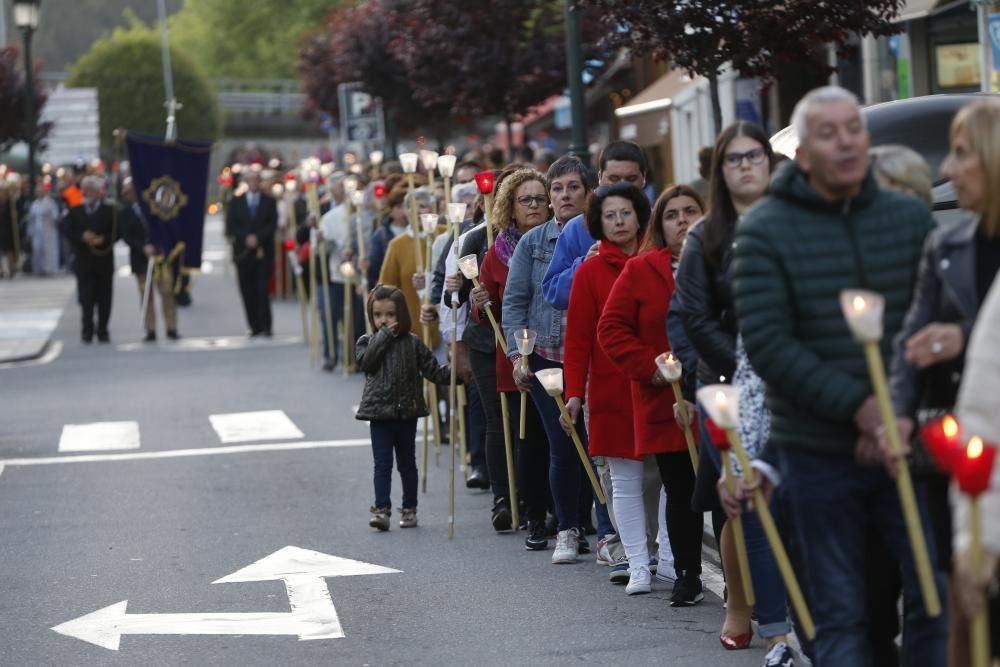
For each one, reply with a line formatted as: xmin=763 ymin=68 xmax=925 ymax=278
xmin=894 ymin=0 xmax=942 ymax=23
xmin=614 ymin=69 xmax=695 ymax=119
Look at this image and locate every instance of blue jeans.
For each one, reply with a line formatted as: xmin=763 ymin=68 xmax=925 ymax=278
xmin=698 ymin=398 xmax=791 ymax=638
xmin=527 ymin=354 xmax=610 ymax=534
xmin=464 ymin=380 xmax=487 ymax=472
xmin=779 ymin=448 xmax=947 ymax=667
xmin=370 ymin=419 xmax=418 ymax=510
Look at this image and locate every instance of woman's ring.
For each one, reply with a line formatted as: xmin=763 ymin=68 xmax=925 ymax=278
xmin=931 ymin=341 xmax=943 ymax=355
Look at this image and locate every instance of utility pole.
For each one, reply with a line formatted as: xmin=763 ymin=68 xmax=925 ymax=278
xmin=564 ymin=0 xmax=589 ymax=165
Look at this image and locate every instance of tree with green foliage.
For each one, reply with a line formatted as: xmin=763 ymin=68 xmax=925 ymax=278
xmin=65 ymin=22 xmax=221 ymax=153
xmin=0 ymin=46 xmax=51 ymax=155
xmin=169 ymin=0 xmax=333 ymax=80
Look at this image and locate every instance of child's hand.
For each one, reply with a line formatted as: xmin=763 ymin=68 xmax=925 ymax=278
xmin=389 ymin=322 xmax=400 ymax=336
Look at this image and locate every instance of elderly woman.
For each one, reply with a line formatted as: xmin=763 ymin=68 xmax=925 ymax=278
xmin=870 ymin=144 xmax=933 ymax=206
xmin=501 ymin=156 xmax=612 ymax=564
xmin=27 ymin=184 xmax=61 ymax=275
xmin=888 ymin=100 xmax=1000 ymax=666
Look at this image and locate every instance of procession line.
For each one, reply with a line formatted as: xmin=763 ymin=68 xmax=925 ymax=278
xmin=0 ymin=438 xmax=370 ymax=468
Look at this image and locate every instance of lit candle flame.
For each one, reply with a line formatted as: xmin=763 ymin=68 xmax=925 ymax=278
xmin=969 ymin=436 xmax=984 ymax=459
xmin=667 ymin=352 xmax=676 ymax=363
xmin=943 ymin=415 xmax=959 ymax=439
xmin=853 ymin=295 xmax=866 ymax=312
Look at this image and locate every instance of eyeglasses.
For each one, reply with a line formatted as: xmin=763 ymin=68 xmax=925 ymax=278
xmin=723 ymin=147 xmax=767 ymax=169
xmin=516 ymin=195 xmax=548 ymax=208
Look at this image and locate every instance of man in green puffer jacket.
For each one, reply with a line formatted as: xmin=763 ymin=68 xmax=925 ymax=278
xmin=731 ymin=86 xmax=946 ymax=666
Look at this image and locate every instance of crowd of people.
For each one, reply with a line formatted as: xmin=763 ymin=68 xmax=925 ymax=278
xmin=280 ymin=85 xmax=1000 ymax=667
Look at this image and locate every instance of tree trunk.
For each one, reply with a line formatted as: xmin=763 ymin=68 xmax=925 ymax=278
xmin=709 ymin=72 xmax=723 ymax=137
xmin=505 ymin=115 xmax=515 ymax=161
xmin=386 ymin=108 xmax=399 ymax=160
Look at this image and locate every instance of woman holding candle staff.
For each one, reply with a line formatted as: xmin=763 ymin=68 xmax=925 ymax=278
xmin=676 ymin=121 xmax=783 ymax=650
xmin=596 ymin=184 xmax=708 ymax=603
xmin=471 ymin=167 xmax=553 ymax=549
xmin=885 ymin=100 xmax=1000 ymax=665
xmin=502 ymin=158 xmax=614 ymax=564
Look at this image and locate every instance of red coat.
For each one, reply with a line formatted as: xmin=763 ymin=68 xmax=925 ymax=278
xmin=565 ymin=241 xmax=637 ymax=459
xmin=598 ymin=246 xmax=687 ymax=456
xmin=476 ymin=246 xmax=517 ymax=393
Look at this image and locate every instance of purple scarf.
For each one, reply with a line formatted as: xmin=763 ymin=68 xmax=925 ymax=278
xmin=494 ymin=225 xmax=524 ymax=267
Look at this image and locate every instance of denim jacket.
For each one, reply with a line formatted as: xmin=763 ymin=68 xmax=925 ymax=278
xmin=502 ymin=219 xmax=564 ymax=357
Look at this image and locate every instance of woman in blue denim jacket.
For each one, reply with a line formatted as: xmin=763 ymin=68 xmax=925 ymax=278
xmin=502 ymin=156 xmax=611 ymax=564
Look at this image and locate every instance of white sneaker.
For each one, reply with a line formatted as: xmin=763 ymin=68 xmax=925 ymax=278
xmin=626 ymin=565 xmax=652 ymax=595
xmin=654 ymin=561 xmax=677 ymax=586
xmin=552 ymin=528 xmax=580 ymax=564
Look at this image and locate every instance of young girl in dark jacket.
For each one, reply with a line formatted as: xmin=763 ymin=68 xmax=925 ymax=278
xmin=356 ymin=284 xmax=452 ymax=531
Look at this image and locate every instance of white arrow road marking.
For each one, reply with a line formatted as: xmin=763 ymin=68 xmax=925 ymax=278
xmin=58 ymin=421 xmax=141 ymax=452
xmin=209 ymin=410 xmax=305 ymax=444
xmin=52 ymin=546 xmax=401 ymax=650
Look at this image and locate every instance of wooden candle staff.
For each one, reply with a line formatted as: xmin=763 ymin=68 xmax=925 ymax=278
xmin=458 ymin=253 xmax=520 ymax=529
xmin=516 ymin=330 xmax=537 ymax=440
xmin=700 ymin=384 xmax=816 ymax=640
xmin=446 ymin=201 xmax=468 ymax=475
xmin=655 ymin=351 xmax=699 ymax=471
xmin=840 ymin=289 xmax=942 ymax=617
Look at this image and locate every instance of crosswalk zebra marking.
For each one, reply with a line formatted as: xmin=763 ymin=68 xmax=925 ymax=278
xmin=58 ymin=421 xmax=141 ymax=452
xmin=208 ymin=410 xmax=304 ymax=444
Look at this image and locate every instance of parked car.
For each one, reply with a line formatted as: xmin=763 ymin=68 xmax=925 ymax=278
xmin=770 ymin=93 xmax=994 ymax=223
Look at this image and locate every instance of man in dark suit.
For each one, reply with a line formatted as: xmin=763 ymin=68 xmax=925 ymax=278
xmin=226 ymin=170 xmax=277 ymax=336
xmin=66 ymin=176 xmax=116 ymax=343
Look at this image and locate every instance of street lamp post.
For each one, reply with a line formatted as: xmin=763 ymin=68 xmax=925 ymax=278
xmin=14 ymin=0 xmax=40 ymax=197
xmin=564 ymin=0 xmax=589 ymax=165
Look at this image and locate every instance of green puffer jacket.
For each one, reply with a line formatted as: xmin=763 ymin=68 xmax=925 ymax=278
xmin=732 ymin=161 xmax=933 ymax=458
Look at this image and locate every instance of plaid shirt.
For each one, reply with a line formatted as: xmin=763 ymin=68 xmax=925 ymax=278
xmin=534 ymin=311 xmax=567 ymax=364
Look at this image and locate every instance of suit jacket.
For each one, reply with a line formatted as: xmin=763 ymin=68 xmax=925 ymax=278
xmin=227 ymin=192 xmax=277 ymax=262
xmin=66 ymin=201 xmax=115 ymax=272
xmin=118 ymin=203 xmax=151 ymax=275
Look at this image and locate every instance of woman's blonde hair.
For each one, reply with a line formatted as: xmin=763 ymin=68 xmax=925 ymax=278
xmin=491 ymin=168 xmax=546 ymax=236
xmin=951 ymin=100 xmax=1000 ymax=236
xmin=869 ymin=144 xmax=932 ymax=206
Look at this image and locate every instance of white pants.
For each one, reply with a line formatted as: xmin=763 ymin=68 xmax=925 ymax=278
xmin=608 ymin=456 xmax=661 ymax=571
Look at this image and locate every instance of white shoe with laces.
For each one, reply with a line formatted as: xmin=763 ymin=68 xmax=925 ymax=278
xmin=551 ymin=528 xmax=580 ymax=564
xmin=763 ymin=641 xmax=795 ymax=667
xmin=625 ymin=565 xmax=652 ymax=595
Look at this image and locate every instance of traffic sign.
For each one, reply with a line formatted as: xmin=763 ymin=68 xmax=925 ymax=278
xmin=337 ymin=82 xmax=385 ymax=148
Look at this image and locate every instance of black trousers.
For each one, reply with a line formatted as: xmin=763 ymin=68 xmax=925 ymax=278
xmin=236 ymin=256 xmax=273 ymax=334
xmin=76 ymin=265 xmax=113 ymax=336
xmin=655 ymin=450 xmax=704 ymax=575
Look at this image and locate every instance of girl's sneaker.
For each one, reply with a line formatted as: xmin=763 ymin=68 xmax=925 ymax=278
xmin=399 ymin=508 xmax=418 ymax=528
xmin=369 ymin=506 xmax=391 ymax=531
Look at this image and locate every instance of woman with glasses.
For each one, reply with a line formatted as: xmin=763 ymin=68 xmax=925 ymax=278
xmin=502 ymin=156 xmax=611 ymax=564
xmin=676 ymin=121 xmax=797 ymax=663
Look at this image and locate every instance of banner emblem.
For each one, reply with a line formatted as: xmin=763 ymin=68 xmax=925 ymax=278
xmin=142 ymin=175 xmax=189 ymax=221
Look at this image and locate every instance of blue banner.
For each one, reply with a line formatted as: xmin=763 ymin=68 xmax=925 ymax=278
xmin=990 ymin=13 xmax=1000 ymax=72
xmin=124 ymin=132 xmax=211 ymax=270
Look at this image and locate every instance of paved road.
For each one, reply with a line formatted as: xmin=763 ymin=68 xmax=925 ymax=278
xmin=0 ymin=222 xmax=773 ymax=666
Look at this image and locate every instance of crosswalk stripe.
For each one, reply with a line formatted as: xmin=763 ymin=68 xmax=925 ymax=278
xmin=209 ymin=410 xmax=304 ymax=444
xmin=58 ymin=421 xmax=141 ymax=452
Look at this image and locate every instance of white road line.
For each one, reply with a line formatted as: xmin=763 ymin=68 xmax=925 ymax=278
xmin=59 ymin=421 xmax=141 ymax=452
xmin=0 ymin=340 xmax=63 ymax=370
xmin=0 ymin=438 xmax=370 ymax=467
xmin=209 ymin=410 xmax=305 ymax=444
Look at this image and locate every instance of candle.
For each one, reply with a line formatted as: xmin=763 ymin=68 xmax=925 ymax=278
xmin=956 ymin=437 xmax=998 ymax=496
xmin=457 ymin=254 xmax=479 ymax=280
xmin=517 ymin=329 xmax=538 ymax=356
xmin=840 ymin=289 xmax=885 ymax=342
xmin=921 ymin=414 xmax=963 ymax=474
xmin=399 ymin=153 xmax=419 ymax=174
xmin=655 ymin=352 xmax=683 ymax=383
xmin=535 ymin=368 xmax=563 ymax=396
xmin=447 ymin=203 xmax=467 ymax=224
xmin=343 ymin=177 xmax=358 ymax=197
xmin=340 ymin=261 xmax=355 ymax=279
xmin=369 ymin=150 xmax=384 ymax=167
xmin=420 ymin=150 xmax=439 ymax=173
xmin=474 ymin=171 xmax=495 ymax=194
xmin=420 ymin=213 xmax=438 ymax=236
xmin=697 ymin=384 xmax=740 ymax=430
xmin=352 ymin=190 xmax=364 ymax=207
xmin=437 ymin=155 xmax=457 ymax=179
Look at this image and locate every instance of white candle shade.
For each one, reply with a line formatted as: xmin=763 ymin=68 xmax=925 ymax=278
xmin=343 ymin=177 xmax=358 ymax=196
xmin=438 ymin=155 xmax=457 ymax=178
xmin=399 ymin=153 xmax=419 ymax=174
xmin=535 ymin=368 xmax=564 ymax=396
xmin=447 ymin=202 xmax=468 ymax=224
xmin=271 ymin=183 xmax=283 ymax=197
xmin=655 ymin=352 xmax=683 ymax=383
xmin=458 ymin=254 xmax=480 ymax=279
xmin=697 ymin=384 xmax=740 ymax=430
xmin=840 ymin=289 xmax=885 ymax=342
xmin=369 ymin=150 xmax=384 ymax=166
xmin=340 ymin=261 xmax=356 ymax=279
xmin=352 ymin=190 xmax=364 ymax=206
xmin=420 ymin=150 xmax=439 ymax=171
xmin=420 ymin=213 xmax=439 ymax=235
xmin=517 ymin=329 xmax=538 ymax=355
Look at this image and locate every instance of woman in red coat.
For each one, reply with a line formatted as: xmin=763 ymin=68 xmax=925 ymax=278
xmin=472 ymin=168 xmax=552 ymax=550
xmin=598 ymin=187 xmax=705 ymax=604
xmin=563 ymin=183 xmax=655 ymax=594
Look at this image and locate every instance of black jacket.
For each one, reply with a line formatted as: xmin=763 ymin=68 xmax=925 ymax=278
xmin=226 ymin=192 xmax=277 ymax=262
xmin=890 ymin=216 xmax=989 ymax=420
xmin=119 ymin=203 xmax=151 ymax=275
xmin=355 ymin=327 xmax=452 ymax=421
xmin=66 ymin=202 xmax=115 ymax=272
xmin=455 ymin=225 xmax=496 ymax=354
xmin=676 ymin=220 xmax=737 ymax=387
